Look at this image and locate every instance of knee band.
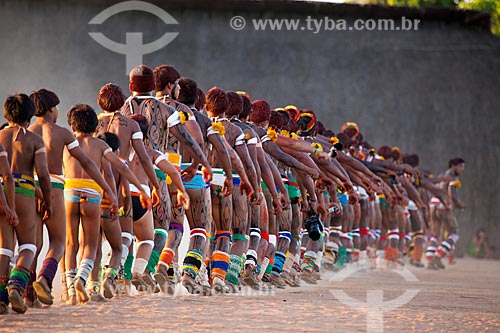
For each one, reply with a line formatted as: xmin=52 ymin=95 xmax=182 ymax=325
xmin=351 ymin=228 xmax=360 ymax=237
xmin=190 ymin=228 xmax=207 ymax=242
xmin=169 ymin=222 xmax=184 ymax=233
xmin=154 ymin=228 xmax=168 ymax=239
xmin=232 ymin=233 xmax=247 ymax=242
xmin=388 ymin=229 xmax=400 ymax=240
xmin=0 ymin=248 xmax=13 ymax=259
xmin=121 ymin=232 xmax=133 ymax=240
xmin=249 ymin=228 xmax=261 ymax=239
xmin=269 ymin=234 xmax=277 ymax=247
xmin=18 ymin=243 xmax=37 ymax=255
xmin=449 ymin=234 xmax=459 ymax=244
xmin=137 ymin=240 xmax=154 ymax=249
xmin=214 ymin=230 xmax=232 ymax=242
xmin=360 ymin=228 xmax=369 ymax=236
xmin=278 ymin=231 xmax=292 ymax=242
xmin=260 ymin=232 xmax=269 ymax=242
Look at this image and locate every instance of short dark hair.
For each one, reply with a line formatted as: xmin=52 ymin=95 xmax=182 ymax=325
xmin=30 ymin=89 xmax=60 ymax=117
xmin=4 ymin=93 xmax=36 ymax=124
xmin=240 ymin=94 xmax=252 ymax=119
xmin=403 ymin=154 xmax=420 ymax=167
xmin=97 ymin=132 xmax=121 ymax=152
xmin=177 ymin=77 xmax=197 ymax=106
xmin=67 ymin=104 xmax=98 ymax=133
xmin=226 ymin=91 xmax=243 ymax=117
xmin=449 ymin=157 xmax=465 ymax=168
xmin=195 ymin=88 xmax=205 ymax=111
xmin=154 ymin=65 xmax=181 ymax=92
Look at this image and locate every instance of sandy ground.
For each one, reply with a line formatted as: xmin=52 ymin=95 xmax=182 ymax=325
xmin=1 ymin=228 xmax=499 ymax=332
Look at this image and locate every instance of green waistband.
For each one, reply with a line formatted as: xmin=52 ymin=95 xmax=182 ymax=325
xmin=15 ymin=187 xmax=35 ymax=198
xmin=155 ymin=169 xmax=167 ymax=181
xmin=36 ymin=180 xmax=64 ymax=190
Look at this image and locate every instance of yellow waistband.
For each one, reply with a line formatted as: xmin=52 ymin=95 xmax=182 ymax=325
xmin=65 ymin=178 xmax=103 ymax=196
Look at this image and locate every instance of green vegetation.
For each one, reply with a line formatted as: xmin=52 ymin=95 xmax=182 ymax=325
xmin=354 ymin=0 xmax=500 ymax=36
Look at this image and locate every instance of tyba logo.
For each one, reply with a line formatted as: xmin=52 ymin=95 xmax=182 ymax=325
xmin=88 ymin=1 xmax=179 ymax=74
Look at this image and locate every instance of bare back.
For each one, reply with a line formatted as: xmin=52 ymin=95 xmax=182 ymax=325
xmin=64 ymin=136 xmax=108 ymax=179
xmin=0 ymin=127 xmax=45 ymax=175
xmin=28 ymin=120 xmax=75 ymax=175
xmin=121 ymin=96 xmax=173 ymax=152
xmin=95 ymin=112 xmax=141 ymax=160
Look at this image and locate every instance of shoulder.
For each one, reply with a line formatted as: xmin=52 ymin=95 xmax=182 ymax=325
xmin=26 ymin=130 xmax=44 ymax=145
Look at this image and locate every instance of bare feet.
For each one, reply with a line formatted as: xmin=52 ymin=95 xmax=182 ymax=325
xmin=74 ymin=278 xmax=90 ymax=304
xmin=33 ymin=276 xmax=54 ymax=305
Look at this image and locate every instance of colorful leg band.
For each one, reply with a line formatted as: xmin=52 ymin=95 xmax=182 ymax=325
xmin=245 ymin=249 xmax=258 ymax=268
xmin=159 ymin=248 xmax=175 ymax=266
xmin=169 ymin=222 xmax=184 ymax=234
xmin=211 ymin=251 xmax=230 ymax=281
xmin=183 ymin=250 xmax=203 ymax=279
xmin=360 ymin=228 xmax=369 ymax=236
xmin=301 ymin=251 xmax=317 ymax=272
xmin=232 ymin=233 xmax=247 ymax=243
xmin=9 ymin=267 xmax=30 ymax=289
xmin=124 ymin=255 xmax=134 ymax=280
xmin=190 ymin=228 xmax=207 ymax=242
xmin=39 ymin=257 xmax=58 ymax=289
xmin=271 ymin=251 xmax=286 ymax=276
xmin=104 ymin=267 xmax=118 ymax=279
xmin=249 ymin=228 xmax=261 ymax=240
xmin=265 ymin=258 xmax=274 ymax=274
xmin=146 ymin=250 xmax=160 ymax=274
xmin=225 ymin=254 xmax=242 ymax=284
xmin=0 ymin=275 xmax=8 ymax=304
xmin=388 ymin=229 xmax=400 ymax=240
xmin=214 ymin=230 xmax=232 ymax=242
xmin=261 ymin=232 xmax=270 ymax=242
xmin=278 ymin=231 xmax=292 ymax=242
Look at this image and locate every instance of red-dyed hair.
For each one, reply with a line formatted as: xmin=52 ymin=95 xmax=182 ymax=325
xmin=377 ymin=145 xmax=393 ymax=160
xmin=250 ymin=100 xmax=271 ymax=124
xmin=98 ymin=83 xmax=126 ymax=112
xmin=129 ymin=65 xmax=154 ymax=93
xmin=206 ymin=87 xmax=228 ymax=116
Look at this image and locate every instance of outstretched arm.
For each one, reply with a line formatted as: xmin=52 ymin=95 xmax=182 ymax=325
xmin=263 ymin=141 xmax=319 ymax=179
xmin=0 ymin=148 xmax=16 ymax=225
xmin=33 ymin=142 xmax=52 ymax=220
